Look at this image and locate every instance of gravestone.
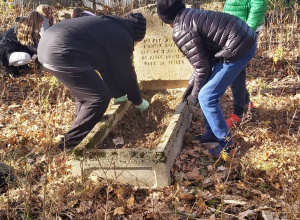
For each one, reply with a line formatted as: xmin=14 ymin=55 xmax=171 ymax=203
xmin=133 ymin=5 xmax=193 ymax=82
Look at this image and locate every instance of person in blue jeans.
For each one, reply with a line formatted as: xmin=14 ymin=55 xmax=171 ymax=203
xmin=157 ymin=0 xmax=257 ymax=159
xmin=224 ymin=0 xmax=268 ymax=128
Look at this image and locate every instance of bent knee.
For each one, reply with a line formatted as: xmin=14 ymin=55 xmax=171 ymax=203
xmin=198 ymin=92 xmax=218 ymax=106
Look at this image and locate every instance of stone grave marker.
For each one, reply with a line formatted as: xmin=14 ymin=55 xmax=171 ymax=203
xmin=133 ymin=5 xmax=193 ymax=82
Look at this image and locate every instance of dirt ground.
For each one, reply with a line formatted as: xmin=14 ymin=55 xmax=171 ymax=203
xmin=99 ymin=89 xmax=184 ymax=149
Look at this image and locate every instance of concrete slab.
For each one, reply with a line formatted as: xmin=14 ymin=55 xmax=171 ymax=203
xmin=71 ymin=82 xmax=192 ymax=188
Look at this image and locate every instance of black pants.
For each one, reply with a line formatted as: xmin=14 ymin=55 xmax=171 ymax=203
xmin=47 ymin=67 xmax=111 ymax=148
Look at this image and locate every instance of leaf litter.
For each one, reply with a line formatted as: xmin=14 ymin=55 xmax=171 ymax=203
xmin=0 ymin=4 xmax=299 ymax=220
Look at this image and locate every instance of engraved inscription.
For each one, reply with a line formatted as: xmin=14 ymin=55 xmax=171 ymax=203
xmin=138 ymin=37 xmax=187 ymax=66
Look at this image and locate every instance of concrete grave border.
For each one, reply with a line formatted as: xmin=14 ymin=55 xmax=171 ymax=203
xmin=71 ymin=80 xmax=192 ymax=188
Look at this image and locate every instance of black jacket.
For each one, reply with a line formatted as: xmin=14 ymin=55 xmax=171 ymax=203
xmin=38 ymin=15 xmax=142 ymax=105
xmin=173 ymin=8 xmax=257 ymax=97
xmin=0 ymin=27 xmax=37 ymax=67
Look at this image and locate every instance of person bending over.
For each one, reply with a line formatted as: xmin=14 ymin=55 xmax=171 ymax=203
xmin=223 ymin=0 xmax=267 ymax=128
xmin=36 ymin=4 xmax=54 ymax=36
xmin=38 ymin=13 xmax=149 ymax=151
xmin=0 ymin=11 xmax=44 ymax=78
xmin=157 ymin=0 xmax=257 ymax=159
xmin=72 ymin=7 xmax=96 ymax=18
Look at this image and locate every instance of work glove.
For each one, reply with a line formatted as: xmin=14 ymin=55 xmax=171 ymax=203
xmin=182 ymin=84 xmax=193 ymax=102
xmin=187 ymin=94 xmax=199 ymax=106
xmin=113 ymin=95 xmax=128 ymax=105
xmin=135 ymin=99 xmax=149 ymax=112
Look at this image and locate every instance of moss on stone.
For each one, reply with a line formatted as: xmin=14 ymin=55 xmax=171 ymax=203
xmin=153 ymin=152 xmax=167 ymax=164
xmin=111 ymin=151 xmax=118 ymax=156
xmin=98 ymin=151 xmax=106 ymax=158
xmin=73 ymin=147 xmax=84 ymax=158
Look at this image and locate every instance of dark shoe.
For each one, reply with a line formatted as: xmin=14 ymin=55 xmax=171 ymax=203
xmin=0 ymin=162 xmax=14 ymax=187
xmin=57 ymin=140 xmax=74 ymax=153
xmin=194 ymin=132 xmax=218 ymax=144
xmin=5 ymin=66 xmax=21 ymax=78
xmin=208 ymin=143 xmax=240 ymax=161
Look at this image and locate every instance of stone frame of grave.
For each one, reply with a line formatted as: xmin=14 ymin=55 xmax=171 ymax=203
xmin=71 ymin=85 xmax=192 ymax=188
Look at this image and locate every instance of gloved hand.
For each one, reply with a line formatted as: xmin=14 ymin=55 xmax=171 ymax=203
xmin=187 ymin=94 xmax=198 ymax=106
xmin=182 ymin=84 xmax=193 ymax=102
xmin=135 ymin=99 xmax=149 ymax=112
xmin=113 ymin=95 xmax=128 ymax=105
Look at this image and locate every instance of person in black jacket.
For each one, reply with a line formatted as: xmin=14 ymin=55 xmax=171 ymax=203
xmin=0 ymin=11 xmax=44 ymax=78
xmin=157 ymin=0 xmax=257 ymax=160
xmin=72 ymin=7 xmax=96 ymax=18
xmin=37 ymin=13 xmax=149 ymax=151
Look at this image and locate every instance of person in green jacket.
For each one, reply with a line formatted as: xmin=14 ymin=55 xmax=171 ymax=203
xmin=223 ymin=0 xmax=268 ymax=128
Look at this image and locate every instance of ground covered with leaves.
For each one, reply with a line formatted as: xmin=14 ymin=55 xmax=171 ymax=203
xmin=0 ymin=1 xmax=300 ymax=220
xmin=99 ymin=90 xmax=184 ymax=149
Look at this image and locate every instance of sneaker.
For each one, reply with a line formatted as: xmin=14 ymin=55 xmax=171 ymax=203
xmin=245 ymin=102 xmax=254 ymax=109
xmin=226 ymin=113 xmax=242 ymax=128
xmin=5 ymin=66 xmax=21 ymax=78
xmin=194 ymin=132 xmax=218 ymax=144
xmin=208 ymin=143 xmax=240 ymax=161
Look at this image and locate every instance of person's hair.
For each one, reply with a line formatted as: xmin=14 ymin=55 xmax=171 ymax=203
xmin=72 ymin=7 xmax=84 ymax=18
xmin=16 ymin=11 xmax=44 ymax=46
xmin=36 ymin=4 xmax=54 ymax=25
xmin=15 ymin=16 xmax=26 ymax=23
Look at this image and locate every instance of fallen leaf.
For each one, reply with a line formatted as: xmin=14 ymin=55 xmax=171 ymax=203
xmin=238 ymin=210 xmax=256 ymax=218
xmin=113 ymin=206 xmax=125 ymax=215
xmin=114 ymin=186 xmax=124 ymax=200
xmin=196 ymin=198 xmax=207 ymax=209
xmin=113 ymin=136 xmax=124 ymax=145
xmin=127 ymin=194 xmax=134 ymax=207
xmin=179 ymin=193 xmax=195 ymax=201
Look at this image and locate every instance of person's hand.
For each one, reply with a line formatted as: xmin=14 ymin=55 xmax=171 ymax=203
xmin=182 ymin=84 xmax=193 ymax=102
xmin=187 ymin=94 xmax=198 ymax=106
xmin=113 ymin=95 xmax=128 ymax=105
xmin=135 ymin=99 xmax=149 ymax=112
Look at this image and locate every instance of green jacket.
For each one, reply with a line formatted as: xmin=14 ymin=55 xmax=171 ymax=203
xmin=223 ymin=0 xmax=268 ymax=31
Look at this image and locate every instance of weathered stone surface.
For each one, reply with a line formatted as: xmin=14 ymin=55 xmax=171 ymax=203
xmin=73 ymin=101 xmax=131 ymax=158
xmin=133 ymin=5 xmax=194 ymax=81
xmin=71 ymin=100 xmax=192 ymax=188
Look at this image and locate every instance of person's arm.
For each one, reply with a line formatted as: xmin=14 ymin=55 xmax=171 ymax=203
xmin=247 ymin=0 xmax=268 ymax=31
xmin=109 ymin=42 xmax=142 ymax=106
xmin=27 ymin=40 xmax=38 ymax=56
xmin=173 ymin=30 xmax=212 ymax=98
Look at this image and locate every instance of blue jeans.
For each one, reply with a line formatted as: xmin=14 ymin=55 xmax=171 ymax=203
xmin=198 ymin=43 xmax=257 ymax=147
xmin=231 ymin=68 xmax=250 ymax=116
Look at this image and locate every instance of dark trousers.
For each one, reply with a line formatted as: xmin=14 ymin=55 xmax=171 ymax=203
xmin=231 ymin=68 xmax=250 ymax=116
xmin=47 ymin=67 xmax=111 ymax=148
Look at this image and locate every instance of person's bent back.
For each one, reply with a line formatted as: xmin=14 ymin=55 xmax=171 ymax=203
xmin=37 ymin=13 xmax=148 ymax=151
